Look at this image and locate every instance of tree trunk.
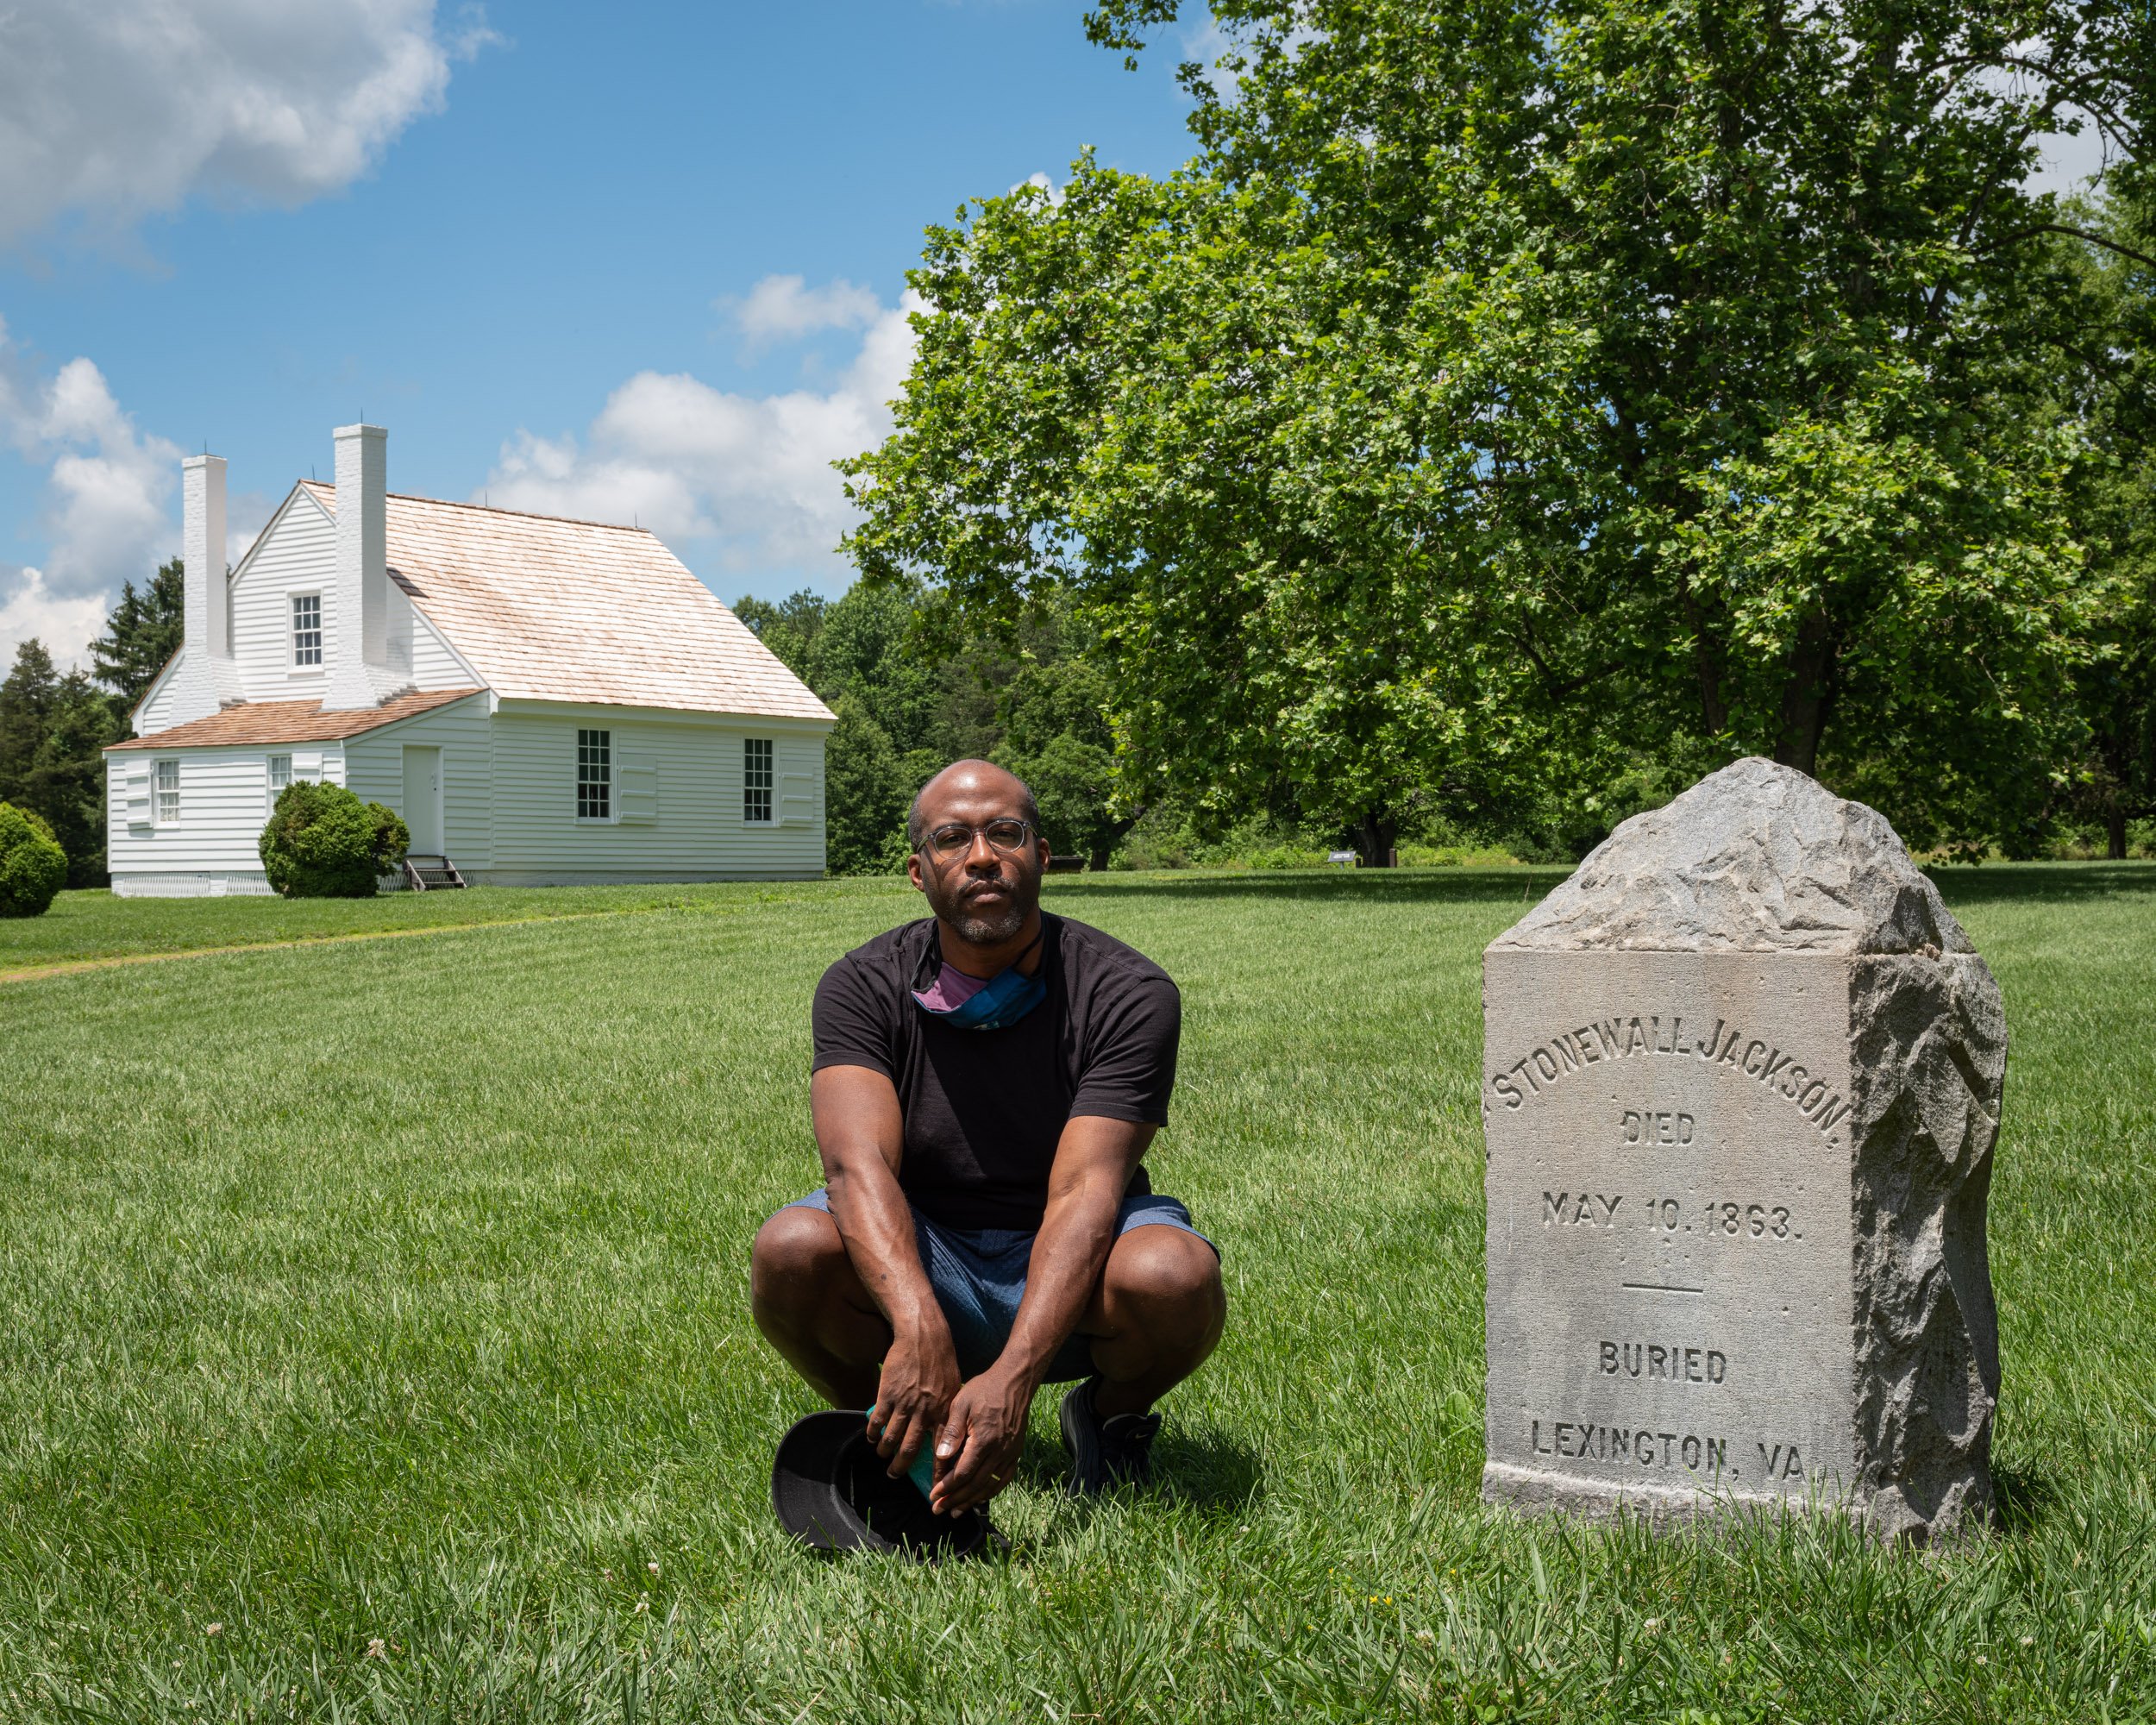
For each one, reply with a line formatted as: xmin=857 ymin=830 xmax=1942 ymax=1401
xmin=1353 ymin=810 xmax=1398 ymax=869
xmin=1089 ymin=815 xmax=1137 ymax=875
xmin=1774 ymin=612 xmax=1835 ymax=776
xmin=1677 ymin=567 xmax=1729 ymax=737
xmin=2107 ymin=806 xmax=2128 ymax=862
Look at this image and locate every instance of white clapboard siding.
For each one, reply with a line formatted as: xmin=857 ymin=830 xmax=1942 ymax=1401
xmin=341 ymin=697 xmax=495 ymax=869
xmin=107 ymin=743 xmax=345 ymax=895
xmin=484 ymin=708 xmax=824 ymax=881
xmin=408 ymin=609 xmax=473 ymax=689
xmin=135 ymin=656 xmax=188 ymax=736
xmin=230 ymin=490 xmax=338 ymax=701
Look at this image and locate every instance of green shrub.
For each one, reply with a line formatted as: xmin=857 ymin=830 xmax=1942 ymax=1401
xmin=0 ymin=801 xmax=68 ymax=917
xmin=259 ymin=781 xmax=410 ymax=899
xmin=1397 ymin=841 xmax=1524 ymax=868
xmin=1244 ymin=844 xmax=1331 ymax=869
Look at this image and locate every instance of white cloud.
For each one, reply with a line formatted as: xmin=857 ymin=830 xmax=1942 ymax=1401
xmin=0 ymin=0 xmax=495 ymax=245
xmin=486 ymin=291 xmax=920 ymax=581
xmin=725 ymin=274 xmax=885 ymax=345
xmin=0 ymin=565 xmax=111 ymax=670
xmin=0 ymin=320 xmax=179 ymax=667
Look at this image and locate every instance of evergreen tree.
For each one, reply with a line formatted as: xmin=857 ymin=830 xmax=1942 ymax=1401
xmin=40 ymin=670 xmax=122 ymax=884
xmin=0 ymin=641 xmax=122 ymax=888
xmin=91 ymin=558 xmax=185 ymax=708
xmin=0 ymin=642 xmax=58 ymax=809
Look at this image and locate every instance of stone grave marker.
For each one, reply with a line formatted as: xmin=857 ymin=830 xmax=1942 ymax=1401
xmin=1480 ymin=758 xmax=2005 ymax=1540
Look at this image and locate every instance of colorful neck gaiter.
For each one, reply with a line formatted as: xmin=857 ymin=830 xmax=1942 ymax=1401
xmin=911 ymin=924 xmax=1048 ymax=1031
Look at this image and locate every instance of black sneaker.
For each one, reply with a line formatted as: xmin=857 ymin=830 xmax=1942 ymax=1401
xmin=1059 ymin=1377 xmax=1163 ymax=1496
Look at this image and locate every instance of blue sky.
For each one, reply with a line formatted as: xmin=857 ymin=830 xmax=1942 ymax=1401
xmin=0 ymin=2 xmax=2108 ymax=671
xmin=0 ymin=0 xmax=1202 ymax=665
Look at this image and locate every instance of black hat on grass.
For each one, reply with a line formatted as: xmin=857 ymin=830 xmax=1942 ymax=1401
xmin=771 ymin=1410 xmax=1000 ymax=1561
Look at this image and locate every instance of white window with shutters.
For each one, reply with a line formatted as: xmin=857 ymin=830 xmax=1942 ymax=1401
xmin=266 ymin=753 xmax=291 ymax=814
xmin=154 ymin=759 xmax=180 ymax=825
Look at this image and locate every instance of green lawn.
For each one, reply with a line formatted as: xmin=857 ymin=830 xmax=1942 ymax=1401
xmin=0 ymin=881 xmax=899 ymax=976
xmin=1 ymin=866 xmax=2151 ymax=1722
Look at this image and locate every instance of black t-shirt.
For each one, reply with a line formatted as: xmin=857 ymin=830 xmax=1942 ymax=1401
xmin=811 ymin=913 xmax=1181 ymax=1231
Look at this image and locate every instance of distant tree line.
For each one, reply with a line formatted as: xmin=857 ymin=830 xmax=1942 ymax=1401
xmin=735 ymin=583 xmax=1135 ymax=873
xmin=0 ymin=560 xmax=182 ymax=887
xmin=839 ymin=0 xmax=2156 ymax=864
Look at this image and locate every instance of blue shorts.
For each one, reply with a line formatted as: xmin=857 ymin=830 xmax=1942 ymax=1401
xmin=782 ymin=1187 xmax=1217 ymax=1383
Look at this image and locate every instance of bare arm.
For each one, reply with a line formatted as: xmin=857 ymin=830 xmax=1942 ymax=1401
xmin=811 ymin=1063 xmax=960 ymax=1478
xmin=931 ymin=1114 xmax=1155 ymax=1514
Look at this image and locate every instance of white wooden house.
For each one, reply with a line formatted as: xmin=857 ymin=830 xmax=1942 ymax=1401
xmin=104 ymin=424 xmax=834 ymax=895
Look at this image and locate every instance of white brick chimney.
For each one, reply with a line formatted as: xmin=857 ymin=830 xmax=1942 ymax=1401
xmin=183 ymin=455 xmax=229 ymax=658
xmin=165 ymin=452 xmax=243 ymax=724
xmin=321 ymin=423 xmax=409 ymax=710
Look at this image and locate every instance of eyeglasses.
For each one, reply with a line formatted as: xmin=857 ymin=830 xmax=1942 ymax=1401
xmin=919 ymin=819 xmax=1036 ymax=860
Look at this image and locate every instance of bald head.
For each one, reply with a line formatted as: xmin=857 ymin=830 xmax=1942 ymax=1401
xmin=906 ymin=759 xmax=1049 ymax=951
xmin=906 ymin=759 xmax=1041 ymax=850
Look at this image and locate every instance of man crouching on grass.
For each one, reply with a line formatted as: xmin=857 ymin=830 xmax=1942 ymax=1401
xmin=751 ymin=759 xmax=1225 ymax=1519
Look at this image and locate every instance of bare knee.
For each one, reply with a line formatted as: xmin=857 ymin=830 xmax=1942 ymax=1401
xmin=750 ymin=1205 xmax=848 ymax=1317
xmin=1104 ymin=1226 xmax=1225 ymax=1350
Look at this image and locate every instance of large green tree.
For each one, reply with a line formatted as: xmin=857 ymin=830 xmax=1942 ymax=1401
xmin=2050 ymin=182 xmax=2156 ymax=856
xmin=91 ymin=557 xmax=185 ymax=709
xmin=986 ymin=604 xmax=1134 ymax=868
xmin=843 ymin=0 xmax=2150 ymax=856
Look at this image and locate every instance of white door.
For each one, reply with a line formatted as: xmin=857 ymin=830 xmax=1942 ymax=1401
xmin=401 ymin=746 xmax=442 ymax=854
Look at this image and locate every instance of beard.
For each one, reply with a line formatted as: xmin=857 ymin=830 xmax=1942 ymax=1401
xmin=927 ymin=866 xmax=1039 ymax=947
xmin=948 ymin=899 xmax=1029 ymax=945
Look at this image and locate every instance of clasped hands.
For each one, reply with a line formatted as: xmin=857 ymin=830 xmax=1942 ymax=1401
xmin=867 ymin=1317 xmax=1035 ymax=1517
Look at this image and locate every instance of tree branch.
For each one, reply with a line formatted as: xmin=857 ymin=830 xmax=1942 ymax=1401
xmin=1991 ymin=223 xmax=2156 ymax=273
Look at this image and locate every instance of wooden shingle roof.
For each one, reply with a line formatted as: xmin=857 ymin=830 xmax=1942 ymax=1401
xmin=106 ymin=687 xmax=484 ymax=750
xmin=298 ymin=482 xmax=834 ymax=722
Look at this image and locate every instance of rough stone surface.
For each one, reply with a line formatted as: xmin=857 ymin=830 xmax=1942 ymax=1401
xmin=1500 ymin=755 xmax=1973 ymax=957
xmin=1481 ymin=758 xmax=2003 ymax=1540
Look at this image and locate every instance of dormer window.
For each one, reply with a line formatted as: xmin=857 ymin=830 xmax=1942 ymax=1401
xmin=291 ymin=593 xmax=323 ymax=668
